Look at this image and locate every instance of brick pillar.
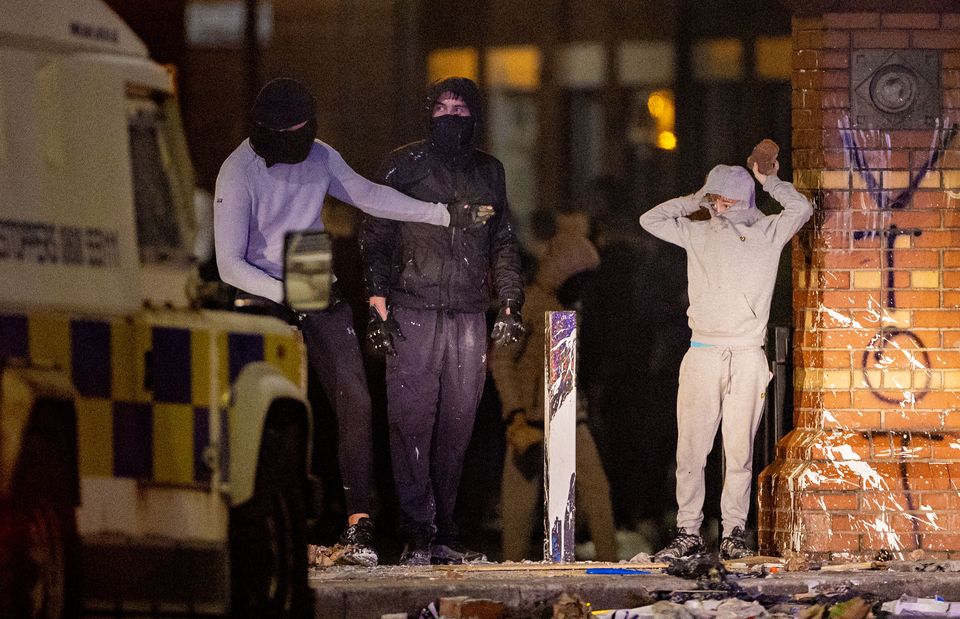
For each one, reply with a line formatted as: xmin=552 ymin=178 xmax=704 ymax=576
xmin=759 ymin=3 xmax=960 ymax=561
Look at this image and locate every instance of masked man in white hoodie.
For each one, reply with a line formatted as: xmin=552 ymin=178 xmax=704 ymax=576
xmin=639 ymin=160 xmax=812 ymax=561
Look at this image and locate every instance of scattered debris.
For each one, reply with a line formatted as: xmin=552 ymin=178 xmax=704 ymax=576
xmin=437 ymin=596 xmax=505 ymax=619
xmin=416 ymin=600 xmax=439 ymax=619
xmin=593 ymin=599 xmax=767 ymax=618
xmin=665 ymin=552 xmax=727 ymax=582
xmin=324 ymin=558 xmax=960 ymax=618
xmin=876 ymin=549 xmax=895 ymax=562
xmin=880 ymin=596 xmax=960 ymax=617
xmin=308 ymin=542 xmax=364 ymax=568
xmin=722 ymin=555 xmax=785 ymax=576
xmin=433 ymin=561 xmax=667 ymax=572
xmin=887 ymin=560 xmax=960 ymax=573
xmin=781 ymin=550 xmax=813 ymax=572
xmin=593 ymin=600 xmax=695 ymax=618
xmin=553 ymin=593 xmax=591 ymax=619
xmin=686 ymin=598 xmax=768 ymax=618
xmin=826 ymin=597 xmax=872 ymax=619
xmin=819 ymin=561 xmax=885 ymax=572
xmin=799 ymin=603 xmax=825 ymax=619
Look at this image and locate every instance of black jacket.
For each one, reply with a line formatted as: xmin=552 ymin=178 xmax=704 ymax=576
xmin=360 ymin=140 xmax=523 ymax=313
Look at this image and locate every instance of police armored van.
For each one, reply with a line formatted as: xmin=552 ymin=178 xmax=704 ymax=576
xmin=0 ymin=1 xmax=323 ymax=616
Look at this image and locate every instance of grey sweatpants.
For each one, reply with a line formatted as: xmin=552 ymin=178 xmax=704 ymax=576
xmin=674 ymin=345 xmax=771 ymax=537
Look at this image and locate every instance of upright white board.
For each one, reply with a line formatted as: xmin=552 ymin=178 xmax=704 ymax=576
xmin=544 ymin=310 xmax=577 ymax=562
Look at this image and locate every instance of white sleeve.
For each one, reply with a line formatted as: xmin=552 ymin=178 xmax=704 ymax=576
xmin=761 ymin=177 xmax=814 ymax=247
xmin=322 ymin=143 xmax=451 ymax=226
xmin=638 ymin=194 xmax=701 ymax=248
xmin=213 ymin=162 xmax=284 ymax=303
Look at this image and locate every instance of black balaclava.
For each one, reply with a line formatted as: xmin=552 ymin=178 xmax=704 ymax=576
xmin=425 ymin=77 xmax=482 ymax=166
xmin=249 ymin=78 xmax=317 ymax=167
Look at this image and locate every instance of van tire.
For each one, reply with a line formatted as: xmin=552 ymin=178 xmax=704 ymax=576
xmin=229 ymin=411 xmax=309 ymax=618
xmin=3 ymin=419 xmax=80 ymax=619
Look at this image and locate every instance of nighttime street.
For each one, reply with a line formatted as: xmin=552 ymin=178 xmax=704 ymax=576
xmin=1 ymin=0 xmax=959 ymax=617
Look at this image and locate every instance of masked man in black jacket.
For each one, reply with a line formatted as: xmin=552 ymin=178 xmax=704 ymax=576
xmin=360 ymin=77 xmax=525 ymax=566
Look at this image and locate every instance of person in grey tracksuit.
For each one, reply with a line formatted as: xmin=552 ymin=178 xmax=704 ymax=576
xmin=639 ymin=160 xmax=812 ymax=561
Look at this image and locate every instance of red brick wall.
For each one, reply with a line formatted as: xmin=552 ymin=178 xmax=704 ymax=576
xmin=759 ymin=10 xmax=960 ymax=560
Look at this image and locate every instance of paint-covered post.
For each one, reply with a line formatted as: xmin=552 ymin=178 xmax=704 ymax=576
xmin=759 ymin=1 xmax=960 ymax=560
xmin=544 ymin=310 xmax=577 ymax=562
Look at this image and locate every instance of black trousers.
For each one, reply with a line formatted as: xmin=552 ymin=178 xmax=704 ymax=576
xmin=385 ymin=307 xmax=487 ymax=544
xmin=300 ymin=301 xmax=375 ymax=517
xmin=234 ymin=292 xmax=377 ymax=516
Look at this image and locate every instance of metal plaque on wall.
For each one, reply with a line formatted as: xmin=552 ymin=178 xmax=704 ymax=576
xmin=851 ymin=49 xmax=940 ymax=129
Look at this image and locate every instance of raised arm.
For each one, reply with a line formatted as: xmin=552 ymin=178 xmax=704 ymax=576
xmin=322 ymin=142 xmax=451 ymax=226
xmin=753 ymin=162 xmax=813 ymax=247
xmin=214 ymin=163 xmax=284 ymax=303
xmin=638 ymin=193 xmax=702 ymax=248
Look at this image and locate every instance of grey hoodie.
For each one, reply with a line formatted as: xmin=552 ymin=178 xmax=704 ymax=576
xmin=639 ymin=165 xmax=812 ymax=347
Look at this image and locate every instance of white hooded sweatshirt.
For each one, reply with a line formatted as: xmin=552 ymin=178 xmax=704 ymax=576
xmin=639 ymin=165 xmax=812 ymax=347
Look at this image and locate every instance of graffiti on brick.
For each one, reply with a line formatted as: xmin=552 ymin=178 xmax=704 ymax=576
xmin=840 ymin=119 xmax=958 ymax=405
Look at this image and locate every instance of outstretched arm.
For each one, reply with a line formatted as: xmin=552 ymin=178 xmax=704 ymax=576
xmin=323 ymin=142 xmax=451 ymax=226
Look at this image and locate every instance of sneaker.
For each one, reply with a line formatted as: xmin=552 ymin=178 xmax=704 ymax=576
xmin=653 ymin=529 xmax=705 ymax=562
xmin=335 ymin=517 xmax=378 ymax=567
xmin=431 ymin=541 xmax=488 ymax=565
xmin=400 ymin=541 xmax=432 ymax=567
xmin=719 ymin=526 xmax=753 ymax=560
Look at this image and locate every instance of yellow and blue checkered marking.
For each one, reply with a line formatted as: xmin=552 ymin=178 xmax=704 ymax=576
xmin=0 ymin=314 xmax=28 ymax=358
xmin=1 ymin=310 xmax=299 ymax=487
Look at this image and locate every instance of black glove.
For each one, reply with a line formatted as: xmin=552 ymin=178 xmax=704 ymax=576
xmin=447 ymin=200 xmax=495 ymax=228
xmin=366 ymin=306 xmax=405 ymax=356
xmin=490 ymin=300 xmax=525 ymax=347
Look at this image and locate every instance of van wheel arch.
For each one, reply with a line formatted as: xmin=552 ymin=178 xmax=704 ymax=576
xmin=1 ymin=398 xmax=80 ymax=619
xmin=228 ymin=400 xmax=311 ymax=618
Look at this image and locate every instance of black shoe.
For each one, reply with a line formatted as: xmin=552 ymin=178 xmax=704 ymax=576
xmin=653 ymin=529 xmax=705 ymax=562
xmin=719 ymin=526 xmax=753 ymax=560
xmin=431 ymin=541 xmax=488 ymax=565
xmin=336 ymin=517 xmax=378 ymax=567
xmin=400 ymin=540 xmax=432 ymax=567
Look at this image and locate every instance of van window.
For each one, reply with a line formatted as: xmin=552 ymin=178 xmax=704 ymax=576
xmin=127 ymin=91 xmax=192 ymax=266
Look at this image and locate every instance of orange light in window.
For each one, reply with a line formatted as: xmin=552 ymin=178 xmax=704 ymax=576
xmin=647 ymin=90 xmax=676 ymax=150
xmin=486 ymin=46 xmax=541 ymax=92
xmin=428 ymin=48 xmax=480 ymax=84
xmin=657 ymin=131 xmax=677 ymax=150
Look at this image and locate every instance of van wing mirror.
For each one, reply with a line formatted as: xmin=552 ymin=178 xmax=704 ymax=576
xmin=283 ymin=231 xmax=333 ymax=312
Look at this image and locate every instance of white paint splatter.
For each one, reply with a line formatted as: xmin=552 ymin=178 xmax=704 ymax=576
xmin=861 ymin=518 xmax=904 ymax=551
xmin=818 ymin=304 xmax=863 ymax=329
xmin=822 ymin=409 xmax=838 ymax=425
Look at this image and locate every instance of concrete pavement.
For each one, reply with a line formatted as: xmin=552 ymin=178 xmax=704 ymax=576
xmin=308 ymin=560 xmax=960 ymax=618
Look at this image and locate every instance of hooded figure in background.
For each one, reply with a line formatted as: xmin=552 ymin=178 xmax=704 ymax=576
xmin=639 ymin=158 xmax=812 ymax=563
xmin=489 ymin=216 xmax=618 ymax=562
xmin=214 ymin=78 xmax=493 ymax=576
xmin=359 ymin=76 xmax=524 ymax=566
